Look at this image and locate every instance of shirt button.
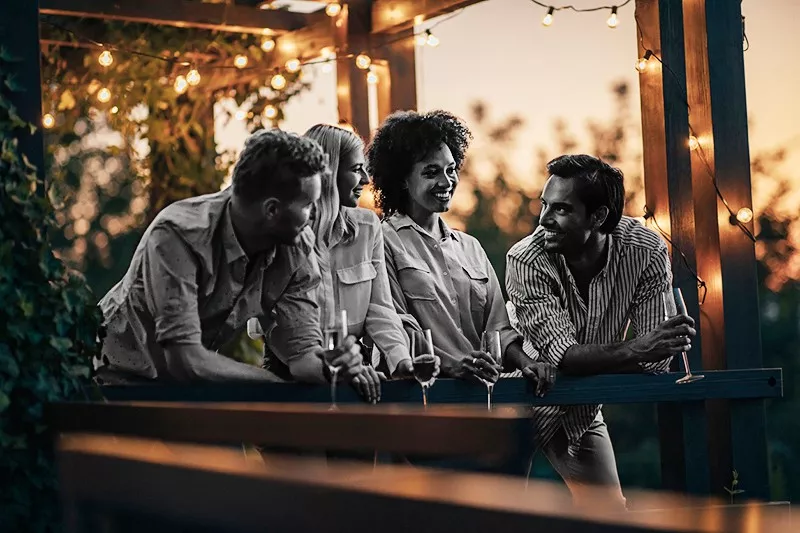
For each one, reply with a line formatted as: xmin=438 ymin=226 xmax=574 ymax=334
xmin=443 ymin=271 xmax=448 ymax=276
xmin=434 ymin=244 xmax=439 ymax=249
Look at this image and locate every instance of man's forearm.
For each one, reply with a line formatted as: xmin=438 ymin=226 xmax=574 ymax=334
xmin=165 ymin=344 xmax=284 ymax=383
xmin=560 ymin=342 xmax=643 ymax=375
xmin=504 ymin=341 xmax=537 ymax=373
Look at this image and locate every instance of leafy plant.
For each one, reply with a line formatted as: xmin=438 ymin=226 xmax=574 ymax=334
xmin=0 ymin=45 xmax=101 ymax=531
xmin=723 ymin=469 xmax=746 ymax=504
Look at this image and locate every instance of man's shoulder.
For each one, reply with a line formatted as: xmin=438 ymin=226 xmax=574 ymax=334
xmin=507 ymin=228 xmax=548 ymax=264
xmin=344 ymin=206 xmax=380 ymax=226
xmin=149 ymin=190 xmax=228 ymax=239
xmin=614 ymin=217 xmax=667 ymax=253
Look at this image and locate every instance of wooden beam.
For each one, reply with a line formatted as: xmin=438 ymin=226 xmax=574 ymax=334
xmin=39 ymin=0 xmax=321 ymax=35
xmin=373 ymin=27 xmax=417 ymax=120
xmin=371 ymin=0 xmax=485 ymax=34
xmin=335 ymin=4 xmax=371 ymax=138
xmin=635 ymin=0 xmax=710 ymax=497
xmin=1 ymin=0 xmax=46 ymax=190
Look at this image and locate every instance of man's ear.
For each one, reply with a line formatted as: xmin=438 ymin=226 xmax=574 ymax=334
xmin=263 ymin=197 xmax=281 ymax=220
xmin=592 ymin=206 xmax=609 ymax=230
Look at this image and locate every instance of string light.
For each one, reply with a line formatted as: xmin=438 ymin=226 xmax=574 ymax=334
xmin=285 ymin=58 xmax=301 ymax=73
xmin=736 ymin=207 xmax=753 ymax=224
xmin=426 ymin=31 xmax=440 ymax=47
xmin=234 ymin=109 xmax=247 ymax=121
xmin=325 ymin=2 xmax=342 ymax=17
xmin=688 ymin=135 xmax=700 ymax=151
xmin=607 ymin=6 xmax=618 ymax=28
xmin=271 ymin=73 xmax=287 ymax=90
xmin=635 ymin=50 xmax=652 ymax=72
xmin=415 ymin=33 xmax=428 ymax=46
xmin=366 ymin=68 xmax=378 ymax=85
xmin=261 ymin=38 xmax=276 ymax=52
xmin=234 ymin=54 xmax=248 ymax=69
xmin=355 ymin=53 xmax=371 ymax=70
xmin=263 ymin=104 xmax=278 ymax=119
xmin=542 ymin=7 xmax=555 ymax=26
xmin=110 ymin=106 xmax=119 ymax=114
xmin=42 ymin=113 xmax=55 ymax=129
xmin=174 ymin=75 xmax=188 ymax=94
xmin=186 ymin=68 xmax=201 ymax=86
xmin=98 ymin=50 xmax=114 ymax=67
xmin=96 ymin=87 xmax=111 ymax=103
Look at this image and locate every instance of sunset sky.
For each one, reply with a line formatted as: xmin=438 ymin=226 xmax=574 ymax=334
xmin=218 ymin=0 xmax=800 ymax=198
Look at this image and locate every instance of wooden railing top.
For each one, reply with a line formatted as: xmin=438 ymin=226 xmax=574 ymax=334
xmin=96 ymin=370 xmax=783 ymax=405
xmin=58 ymin=434 xmax=793 ymax=533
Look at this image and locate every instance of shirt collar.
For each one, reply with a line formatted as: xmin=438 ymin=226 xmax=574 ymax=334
xmin=221 ymin=195 xmax=248 ymax=265
xmin=387 ymin=213 xmax=460 ymax=242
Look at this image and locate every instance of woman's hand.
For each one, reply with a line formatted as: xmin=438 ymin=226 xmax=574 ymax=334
xmin=450 ymin=351 xmax=501 ymax=382
xmin=352 ymin=366 xmax=387 ymax=403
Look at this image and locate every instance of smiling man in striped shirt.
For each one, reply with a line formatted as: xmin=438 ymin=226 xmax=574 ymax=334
xmin=506 ymin=154 xmax=696 ymax=508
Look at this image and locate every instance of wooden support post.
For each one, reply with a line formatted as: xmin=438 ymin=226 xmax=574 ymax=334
xmin=635 ymin=0 xmax=710 ymax=496
xmin=373 ymin=28 xmax=417 ymax=123
xmin=1 ymin=0 xmax=46 ymax=189
xmin=335 ymin=3 xmax=371 ymax=139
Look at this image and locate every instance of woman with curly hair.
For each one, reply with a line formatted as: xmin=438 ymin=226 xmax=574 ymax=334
xmin=368 ymin=110 xmax=554 ymax=392
xmin=263 ymin=124 xmax=424 ymax=402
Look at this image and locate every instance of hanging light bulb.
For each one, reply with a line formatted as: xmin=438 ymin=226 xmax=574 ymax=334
xmin=98 ymin=50 xmax=114 ymax=67
xmin=261 ymin=38 xmax=276 ymax=52
xmin=234 ymin=54 xmax=249 ymax=69
xmin=736 ymin=207 xmax=753 ymax=224
xmin=234 ymin=109 xmax=247 ymax=121
xmin=635 ymin=50 xmax=653 ymax=72
xmin=607 ymin=6 xmax=618 ymax=28
xmin=263 ymin=105 xmax=278 ymax=119
xmin=355 ymin=53 xmax=371 ymax=70
xmin=688 ymin=135 xmax=700 ymax=150
xmin=285 ymin=58 xmax=301 ymax=73
xmin=110 ymin=106 xmax=119 ymax=114
xmin=42 ymin=113 xmax=55 ymax=129
xmin=97 ymin=87 xmax=111 ymax=103
xmin=415 ymin=33 xmax=428 ymax=46
xmin=542 ymin=7 xmax=555 ymax=27
xmin=366 ymin=68 xmax=378 ymax=85
xmin=186 ymin=68 xmax=201 ymax=86
xmin=426 ymin=31 xmax=440 ymax=47
xmin=271 ymin=73 xmax=287 ymax=90
xmin=174 ymin=75 xmax=189 ymax=94
xmin=325 ymin=2 xmax=342 ymax=17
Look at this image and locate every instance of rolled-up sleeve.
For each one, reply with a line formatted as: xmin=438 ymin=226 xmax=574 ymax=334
xmin=505 ymin=251 xmax=578 ymax=368
xmin=364 ymin=221 xmax=411 ymax=374
xmin=270 ymin=251 xmax=326 ymax=381
xmin=142 ymin=226 xmax=202 ymax=346
xmin=630 ymin=241 xmax=674 ymax=374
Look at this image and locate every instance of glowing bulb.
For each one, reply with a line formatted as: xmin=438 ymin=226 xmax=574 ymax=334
xmin=234 ymin=109 xmax=247 ymax=121
xmin=635 ymin=50 xmax=653 ymax=72
xmin=263 ymin=105 xmax=278 ymax=119
xmin=736 ymin=207 xmax=753 ymax=224
xmin=367 ymin=69 xmax=378 ymax=85
xmin=97 ymin=87 xmax=111 ymax=103
xmin=234 ymin=54 xmax=248 ymax=68
xmin=42 ymin=113 xmax=55 ymax=129
xmin=607 ymin=7 xmax=618 ymax=28
xmin=426 ymin=32 xmax=440 ymax=47
xmin=285 ymin=58 xmax=301 ymax=73
xmin=325 ymin=2 xmax=342 ymax=16
xmin=110 ymin=106 xmax=119 ymax=114
xmin=355 ymin=53 xmax=371 ymax=70
xmin=186 ymin=69 xmax=201 ymax=86
xmin=174 ymin=75 xmax=188 ymax=94
xmin=271 ymin=73 xmax=287 ymax=90
xmin=688 ymin=135 xmax=700 ymax=150
xmin=542 ymin=7 xmax=555 ymax=27
xmin=320 ymin=46 xmax=335 ymax=59
xmin=98 ymin=50 xmax=114 ymax=67
xmin=415 ymin=33 xmax=428 ymax=46
xmin=261 ymin=38 xmax=276 ymax=52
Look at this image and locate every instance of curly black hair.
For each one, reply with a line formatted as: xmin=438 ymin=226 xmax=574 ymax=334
xmin=232 ymin=128 xmax=327 ymax=205
xmin=367 ymin=110 xmax=472 ymax=216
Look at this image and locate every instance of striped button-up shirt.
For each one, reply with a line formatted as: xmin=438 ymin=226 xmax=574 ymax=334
xmin=505 ymin=216 xmax=673 ymax=447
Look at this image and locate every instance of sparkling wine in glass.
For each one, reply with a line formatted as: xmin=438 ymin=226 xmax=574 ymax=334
xmin=322 ymin=310 xmax=348 ymax=409
xmin=480 ymin=330 xmax=502 ymax=410
xmin=411 ymin=329 xmax=436 ymax=408
xmin=663 ymin=288 xmax=704 ymax=385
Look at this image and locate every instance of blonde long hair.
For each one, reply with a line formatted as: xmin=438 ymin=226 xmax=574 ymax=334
xmin=304 ymin=124 xmax=364 ymax=249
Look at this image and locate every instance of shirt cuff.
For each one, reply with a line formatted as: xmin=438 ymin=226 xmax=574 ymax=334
xmin=383 ymin=345 xmax=412 ymax=376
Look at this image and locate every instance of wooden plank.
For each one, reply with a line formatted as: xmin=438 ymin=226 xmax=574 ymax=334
xmin=1 ymin=0 xmax=46 ymax=189
xmin=95 ymin=370 xmax=783 ymax=405
xmin=58 ymin=434 xmax=794 ymax=533
xmin=49 ymin=402 xmax=533 ymax=458
xmin=335 ymin=4 xmax=371 ymax=138
xmin=371 ymin=0 xmax=485 ymax=34
xmin=702 ymin=0 xmax=768 ymax=502
xmin=39 ymin=0 xmax=320 ymax=35
xmin=373 ymin=27 xmax=417 ymax=118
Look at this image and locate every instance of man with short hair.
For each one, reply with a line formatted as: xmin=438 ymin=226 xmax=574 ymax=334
xmin=506 ymin=154 xmax=696 ymax=507
xmin=97 ymin=129 xmax=362 ymax=383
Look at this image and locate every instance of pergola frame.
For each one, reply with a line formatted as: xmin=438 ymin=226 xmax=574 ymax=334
xmin=1 ymin=0 xmax=770 ymax=500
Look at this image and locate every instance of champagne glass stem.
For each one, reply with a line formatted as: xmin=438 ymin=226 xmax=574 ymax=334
xmin=422 ymin=384 xmax=428 ymax=409
xmin=330 ymin=366 xmax=338 ymax=410
xmin=681 ymin=351 xmax=692 ymax=376
xmin=487 ymin=383 xmax=494 ymax=411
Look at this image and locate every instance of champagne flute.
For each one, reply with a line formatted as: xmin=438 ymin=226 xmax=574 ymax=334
xmin=480 ymin=330 xmax=502 ymax=410
xmin=662 ymin=288 xmax=704 ymax=385
xmin=411 ymin=329 xmax=436 ymax=408
xmin=322 ymin=310 xmax=348 ymax=409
